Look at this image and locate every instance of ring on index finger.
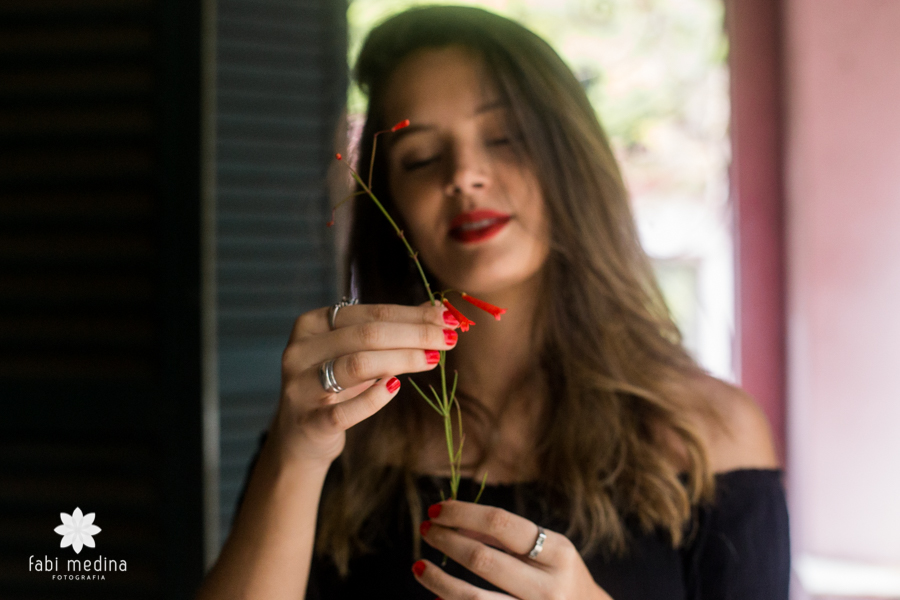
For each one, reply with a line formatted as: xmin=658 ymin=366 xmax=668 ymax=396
xmin=319 ymin=359 xmax=344 ymax=393
xmin=328 ymin=296 xmax=359 ymax=330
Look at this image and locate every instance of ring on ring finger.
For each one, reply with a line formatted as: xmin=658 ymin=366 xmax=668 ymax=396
xmin=528 ymin=526 xmax=546 ymax=559
xmin=319 ymin=359 xmax=343 ymax=393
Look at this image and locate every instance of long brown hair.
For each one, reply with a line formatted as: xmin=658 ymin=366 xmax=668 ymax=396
xmin=317 ymin=5 xmax=716 ymax=575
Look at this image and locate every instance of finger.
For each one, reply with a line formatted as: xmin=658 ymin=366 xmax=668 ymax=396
xmin=293 ymin=348 xmax=441 ymax=401
xmin=297 ymin=322 xmax=458 ymax=368
xmin=291 ymin=302 xmax=458 ymax=340
xmin=426 ymin=500 xmax=570 ymax=567
xmin=453 ymin=527 xmax=514 ymax=554
xmin=308 ymin=376 xmax=402 ymax=434
xmin=420 ymin=522 xmax=542 ymax=598
xmin=411 ymin=559 xmax=512 ymax=600
xmin=332 ymin=348 xmax=442 ymax=392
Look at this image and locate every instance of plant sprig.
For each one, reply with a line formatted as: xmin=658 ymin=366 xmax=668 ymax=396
xmin=333 ymin=120 xmax=506 ymax=507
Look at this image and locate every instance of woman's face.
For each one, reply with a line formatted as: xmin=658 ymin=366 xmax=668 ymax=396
xmin=381 ymin=45 xmax=551 ymax=297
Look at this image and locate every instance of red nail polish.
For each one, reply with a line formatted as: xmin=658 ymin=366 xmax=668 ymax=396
xmin=442 ymin=310 xmax=459 ymax=327
xmin=443 ymin=330 xmax=457 ymax=345
xmin=412 ymin=560 xmax=426 ymax=577
xmin=420 ymin=520 xmax=432 ymax=536
xmin=386 ymin=377 xmax=401 ymax=393
xmin=428 ymin=502 xmax=442 ymax=519
xmin=425 ymin=350 xmax=440 ymax=364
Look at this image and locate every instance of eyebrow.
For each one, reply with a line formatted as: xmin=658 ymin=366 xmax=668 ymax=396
xmin=475 ymin=99 xmax=507 ymax=114
xmin=388 ymin=100 xmax=509 ymax=145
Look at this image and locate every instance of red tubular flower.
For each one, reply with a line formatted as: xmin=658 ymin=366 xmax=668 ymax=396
xmin=461 ymin=293 xmax=507 ymax=320
xmin=442 ymin=300 xmax=475 ymax=332
xmin=391 ymin=119 xmax=411 ymax=132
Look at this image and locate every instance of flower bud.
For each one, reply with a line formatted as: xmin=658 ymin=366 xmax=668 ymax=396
xmin=442 ymin=300 xmax=475 ymax=332
xmin=461 ymin=293 xmax=507 ymax=320
xmin=391 ymin=119 xmax=411 ymax=132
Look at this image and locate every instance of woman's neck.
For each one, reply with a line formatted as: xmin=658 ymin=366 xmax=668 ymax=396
xmin=410 ymin=273 xmax=549 ymax=483
xmin=450 ymin=271 xmax=546 ymax=417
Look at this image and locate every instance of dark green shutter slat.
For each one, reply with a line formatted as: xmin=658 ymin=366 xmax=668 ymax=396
xmin=215 ymin=0 xmax=346 ymax=547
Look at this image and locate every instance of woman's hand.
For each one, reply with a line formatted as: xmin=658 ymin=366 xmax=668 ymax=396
xmin=414 ymin=500 xmax=613 ymax=600
xmin=270 ymin=302 xmax=459 ymax=467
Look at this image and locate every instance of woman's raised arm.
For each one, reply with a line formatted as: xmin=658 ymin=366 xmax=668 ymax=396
xmin=195 ymin=302 xmax=459 ymax=599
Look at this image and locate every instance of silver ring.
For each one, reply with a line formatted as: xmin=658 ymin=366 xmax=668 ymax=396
xmin=527 ymin=526 xmax=546 ymax=559
xmin=328 ymin=296 xmax=359 ymax=330
xmin=318 ymin=359 xmax=344 ymax=393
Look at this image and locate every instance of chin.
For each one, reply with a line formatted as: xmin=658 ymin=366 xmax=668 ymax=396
xmin=426 ymin=241 xmax=549 ymax=298
xmin=442 ymin=264 xmax=542 ymax=298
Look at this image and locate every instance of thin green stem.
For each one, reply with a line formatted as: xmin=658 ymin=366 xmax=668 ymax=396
xmin=368 ymin=133 xmax=381 ymax=191
xmin=346 ymin=168 xmax=436 ymax=305
xmin=337 ymin=141 xmax=491 ymax=505
xmin=454 ymin=393 xmax=464 ymax=462
xmin=440 ymin=351 xmax=448 ymax=411
xmin=428 ymin=385 xmax=444 ymax=410
xmin=444 ymin=411 xmax=458 ymax=499
xmin=473 ymin=473 xmax=489 ymax=505
xmin=449 ymin=371 xmax=459 ymax=409
xmin=337 ymin=189 xmax=368 ymax=207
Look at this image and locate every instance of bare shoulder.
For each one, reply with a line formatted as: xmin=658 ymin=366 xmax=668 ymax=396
xmin=686 ymin=374 xmax=780 ymax=473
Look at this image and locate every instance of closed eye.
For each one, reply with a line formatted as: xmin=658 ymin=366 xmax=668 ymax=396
xmin=487 ymin=137 xmax=510 ymax=146
xmin=403 ymin=155 xmax=440 ymax=171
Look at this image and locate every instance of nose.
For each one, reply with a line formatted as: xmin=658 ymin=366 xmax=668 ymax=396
xmin=444 ymin=141 xmax=490 ymax=197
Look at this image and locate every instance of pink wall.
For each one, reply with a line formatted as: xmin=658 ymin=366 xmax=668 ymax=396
xmin=785 ymin=0 xmax=900 ymax=568
xmin=727 ymin=0 xmax=787 ymax=462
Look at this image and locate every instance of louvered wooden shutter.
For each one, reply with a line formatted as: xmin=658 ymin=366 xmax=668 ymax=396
xmin=215 ymin=0 xmax=346 ymax=547
xmin=0 ymin=0 xmax=204 ymax=598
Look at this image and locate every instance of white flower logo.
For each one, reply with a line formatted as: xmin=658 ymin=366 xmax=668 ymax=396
xmin=54 ymin=507 xmax=101 ymax=554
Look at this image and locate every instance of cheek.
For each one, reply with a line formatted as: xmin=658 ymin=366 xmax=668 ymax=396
xmin=527 ymin=194 xmax=550 ymax=239
xmin=389 ymin=182 xmax=442 ymax=247
xmin=514 ymin=180 xmax=551 ymax=250
xmin=388 ymin=172 xmax=420 ymax=223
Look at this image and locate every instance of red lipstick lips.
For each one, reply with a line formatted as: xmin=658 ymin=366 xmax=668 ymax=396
xmin=448 ymin=209 xmax=511 ymax=243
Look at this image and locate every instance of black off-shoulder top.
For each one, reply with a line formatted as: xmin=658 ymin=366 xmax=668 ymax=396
xmin=235 ymin=433 xmax=790 ymax=600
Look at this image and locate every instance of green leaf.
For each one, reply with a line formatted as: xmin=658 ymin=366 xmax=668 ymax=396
xmin=473 ymin=471 xmax=489 ymax=505
xmin=454 ymin=393 xmax=464 ymax=452
xmin=409 ymin=378 xmax=442 ymax=415
xmin=428 ymin=384 xmax=446 ymax=414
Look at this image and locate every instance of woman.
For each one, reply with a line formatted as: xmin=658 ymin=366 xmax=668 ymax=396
xmin=197 ymin=6 xmax=789 ymax=600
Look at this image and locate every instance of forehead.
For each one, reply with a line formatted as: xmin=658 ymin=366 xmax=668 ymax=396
xmin=380 ymin=45 xmax=501 ymax=125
